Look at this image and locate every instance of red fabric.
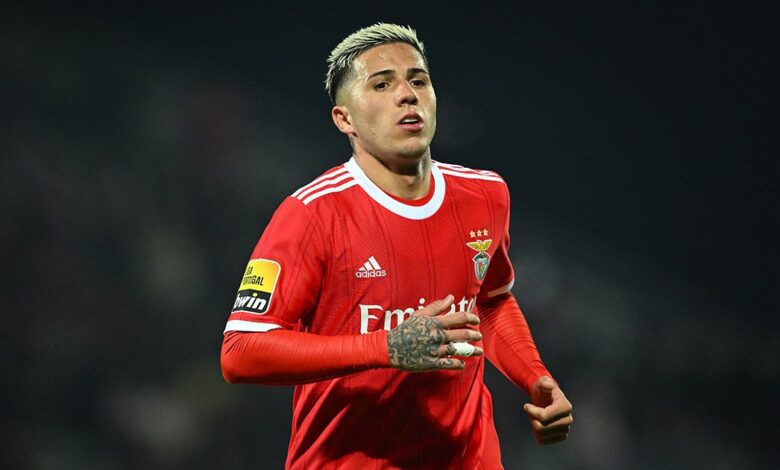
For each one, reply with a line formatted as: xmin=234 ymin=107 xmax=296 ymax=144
xmin=221 ymin=329 xmax=389 ymax=385
xmin=221 ymin=158 xmax=546 ymax=469
xmin=480 ymin=293 xmax=552 ymax=395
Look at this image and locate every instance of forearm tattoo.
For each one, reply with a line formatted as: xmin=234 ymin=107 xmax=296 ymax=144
xmin=387 ymin=315 xmax=458 ymax=371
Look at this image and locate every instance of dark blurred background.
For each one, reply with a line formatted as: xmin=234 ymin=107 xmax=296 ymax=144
xmin=2 ymin=1 xmax=778 ymax=468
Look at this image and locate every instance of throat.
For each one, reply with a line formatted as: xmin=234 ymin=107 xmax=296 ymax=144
xmin=382 ymin=175 xmax=435 ymax=206
xmin=354 ymin=153 xmax=432 ymax=200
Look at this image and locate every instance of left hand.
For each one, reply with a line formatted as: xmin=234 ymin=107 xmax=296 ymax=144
xmin=523 ymin=376 xmax=573 ymax=445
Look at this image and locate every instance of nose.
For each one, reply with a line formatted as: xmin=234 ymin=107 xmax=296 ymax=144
xmin=395 ymin=81 xmax=418 ymax=106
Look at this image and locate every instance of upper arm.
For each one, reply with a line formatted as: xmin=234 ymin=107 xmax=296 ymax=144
xmin=224 ymin=197 xmax=328 ymax=334
xmin=477 ymin=183 xmax=515 ymax=305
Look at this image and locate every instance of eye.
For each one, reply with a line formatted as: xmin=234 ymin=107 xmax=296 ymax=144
xmin=373 ymin=81 xmax=389 ymax=91
xmin=411 ymin=79 xmax=427 ymax=87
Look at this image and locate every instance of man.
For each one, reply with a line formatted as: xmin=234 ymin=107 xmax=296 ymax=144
xmin=221 ymin=23 xmax=572 ymax=469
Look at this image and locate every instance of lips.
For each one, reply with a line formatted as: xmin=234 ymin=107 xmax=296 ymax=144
xmin=398 ymin=112 xmax=424 ymax=132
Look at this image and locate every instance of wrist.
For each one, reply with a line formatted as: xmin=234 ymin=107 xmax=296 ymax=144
xmin=365 ymin=329 xmax=390 ymax=368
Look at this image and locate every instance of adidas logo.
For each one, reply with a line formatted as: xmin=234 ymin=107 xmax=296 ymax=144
xmin=355 ymin=256 xmax=387 ymax=278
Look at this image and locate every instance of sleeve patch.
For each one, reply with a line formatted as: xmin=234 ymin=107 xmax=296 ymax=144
xmin=231 ymin=258 xmax=281 ymax=315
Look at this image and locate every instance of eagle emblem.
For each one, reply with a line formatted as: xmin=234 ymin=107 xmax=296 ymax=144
xmin=466 ymin=239 xmax=492 ymax=280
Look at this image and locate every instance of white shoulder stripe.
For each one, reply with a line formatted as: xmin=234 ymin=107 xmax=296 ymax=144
xmin=439 ymin=169 xmax=505 ymax=183
xmin=224 ymin=320 xmax=282 ymax=333
xmin=487 ymin=279 xmax=515 ymax=298
xmin=436 ymin=162 xmax=499 ymax=177
xmin=292 ymin=167 xmax=349 ymax=198
xmin=295 ymin=172 xmax=353 ymax=201
xmin=302 ymin=180 xmax=359 ymax=205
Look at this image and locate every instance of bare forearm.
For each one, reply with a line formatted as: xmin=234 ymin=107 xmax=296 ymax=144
xmin=220 ymin=330 xmax=389 ymax=385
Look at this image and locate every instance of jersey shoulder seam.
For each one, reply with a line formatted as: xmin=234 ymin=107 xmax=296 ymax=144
xmin=290 ymin=164 xmax=358 ymax=206
xmin=435 ymin=161 xmax=506 ymax=183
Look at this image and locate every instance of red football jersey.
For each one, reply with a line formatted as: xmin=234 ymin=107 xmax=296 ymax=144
xmin=225 ymin=158 xmax=522 ymax=469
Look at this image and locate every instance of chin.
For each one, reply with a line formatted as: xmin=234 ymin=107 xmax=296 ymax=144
xmin=392 ymin=149 xmax=428 ymax=163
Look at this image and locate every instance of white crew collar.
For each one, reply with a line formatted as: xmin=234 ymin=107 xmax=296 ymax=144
xmin=344 ymin=157 xmax=446 ymax=220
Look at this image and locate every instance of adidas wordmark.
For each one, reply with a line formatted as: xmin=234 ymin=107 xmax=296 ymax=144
xmin=355 ymin=256 xmax=387 ymax=278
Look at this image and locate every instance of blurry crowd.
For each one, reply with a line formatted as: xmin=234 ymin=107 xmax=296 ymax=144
xmin=2 ymin=6 xmax=776 ymax=469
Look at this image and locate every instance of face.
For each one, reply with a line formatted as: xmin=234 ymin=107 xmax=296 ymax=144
xmin=332 ymin=42 xmax=437 ymax=167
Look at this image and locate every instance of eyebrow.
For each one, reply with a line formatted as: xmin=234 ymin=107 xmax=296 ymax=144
xmin=366 ymin=67 xmax=430 ymax=81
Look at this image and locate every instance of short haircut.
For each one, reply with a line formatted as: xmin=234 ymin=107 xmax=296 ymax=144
xmin=325 ymin=23 xmax=427 ymax=104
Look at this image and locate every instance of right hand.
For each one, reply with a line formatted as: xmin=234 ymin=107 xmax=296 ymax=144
xmin=387 ymin=294 xmax=482 ymax=371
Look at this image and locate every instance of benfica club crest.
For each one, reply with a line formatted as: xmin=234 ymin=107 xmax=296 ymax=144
xmin=466 ymin=239 xmax=492 ymax=280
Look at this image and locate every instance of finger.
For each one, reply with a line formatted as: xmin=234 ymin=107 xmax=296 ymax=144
xmin=437 ymin=343 xmax=483 ymax=358
xmin=523 ymin=403 xmax=546 ymax=421
xmin=444 ymin=328 xmax=482 ymax=343
xmin=542 ymin=415 xmax=574 ymax=430
xmin=531 ymin=416 xmax=573 ymax=434
xmin=451 ymin=342 xmax=483 ymax=357
xmin=540 ymin=399 xmax=573 ymax=425
xmin=416 ymin=295 xmax=454 ymax=317
xmin=541 ymin=428 xmax=571 ymax=442
xmin=541 ymin=408 xmax=573 ymax=426
xmin=431 ymin=358 xmax=465 ymax=370
xmin=437 ymin=311 xmax=480 ymax=328
xmin=524 ymin=401 xmax=572 ymax=425
xmin=440 ymin=343 xmax=458 ymax=357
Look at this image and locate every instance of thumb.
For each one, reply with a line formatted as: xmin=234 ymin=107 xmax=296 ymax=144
xmin=532 ymin=376 xmax=555 ymax=407
xmin=540 ymin=377 xmax=555 ymax=394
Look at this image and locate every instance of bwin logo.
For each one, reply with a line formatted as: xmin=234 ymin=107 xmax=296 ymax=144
xmin=355 ymin=256 xmax=387 ymax=278
xmin=234 ymin=294 xmax=266 ymax=311
xmin=231 ymin=289 xmax=271 ymax=314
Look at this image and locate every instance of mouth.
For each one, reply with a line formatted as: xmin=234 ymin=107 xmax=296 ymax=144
xmin=398 ymin=113 xmax=424 ymax=132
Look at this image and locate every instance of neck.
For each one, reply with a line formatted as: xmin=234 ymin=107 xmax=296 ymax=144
xmin=353 ymin=151 xmax=432 ymax=200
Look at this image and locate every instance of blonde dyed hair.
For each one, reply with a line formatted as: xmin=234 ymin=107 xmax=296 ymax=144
xmin=325 ymin=23 xmax=427 ymax=103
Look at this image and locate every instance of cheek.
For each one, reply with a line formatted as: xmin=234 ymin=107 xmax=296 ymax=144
xmin=359 ymin=105 xmax=387 ymax=136
xmin=351 ymin=95 xmax=375 ymax=119
xmin=426 ymin=96 xmax=437 ymax=131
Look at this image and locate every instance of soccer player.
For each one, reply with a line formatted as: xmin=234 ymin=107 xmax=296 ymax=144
xmin=221 ymin=23 xmax=573 ymax=469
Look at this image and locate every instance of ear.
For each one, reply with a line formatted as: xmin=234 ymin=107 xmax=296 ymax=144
xmin=331 ymin=105 xmax=356 ymax=136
